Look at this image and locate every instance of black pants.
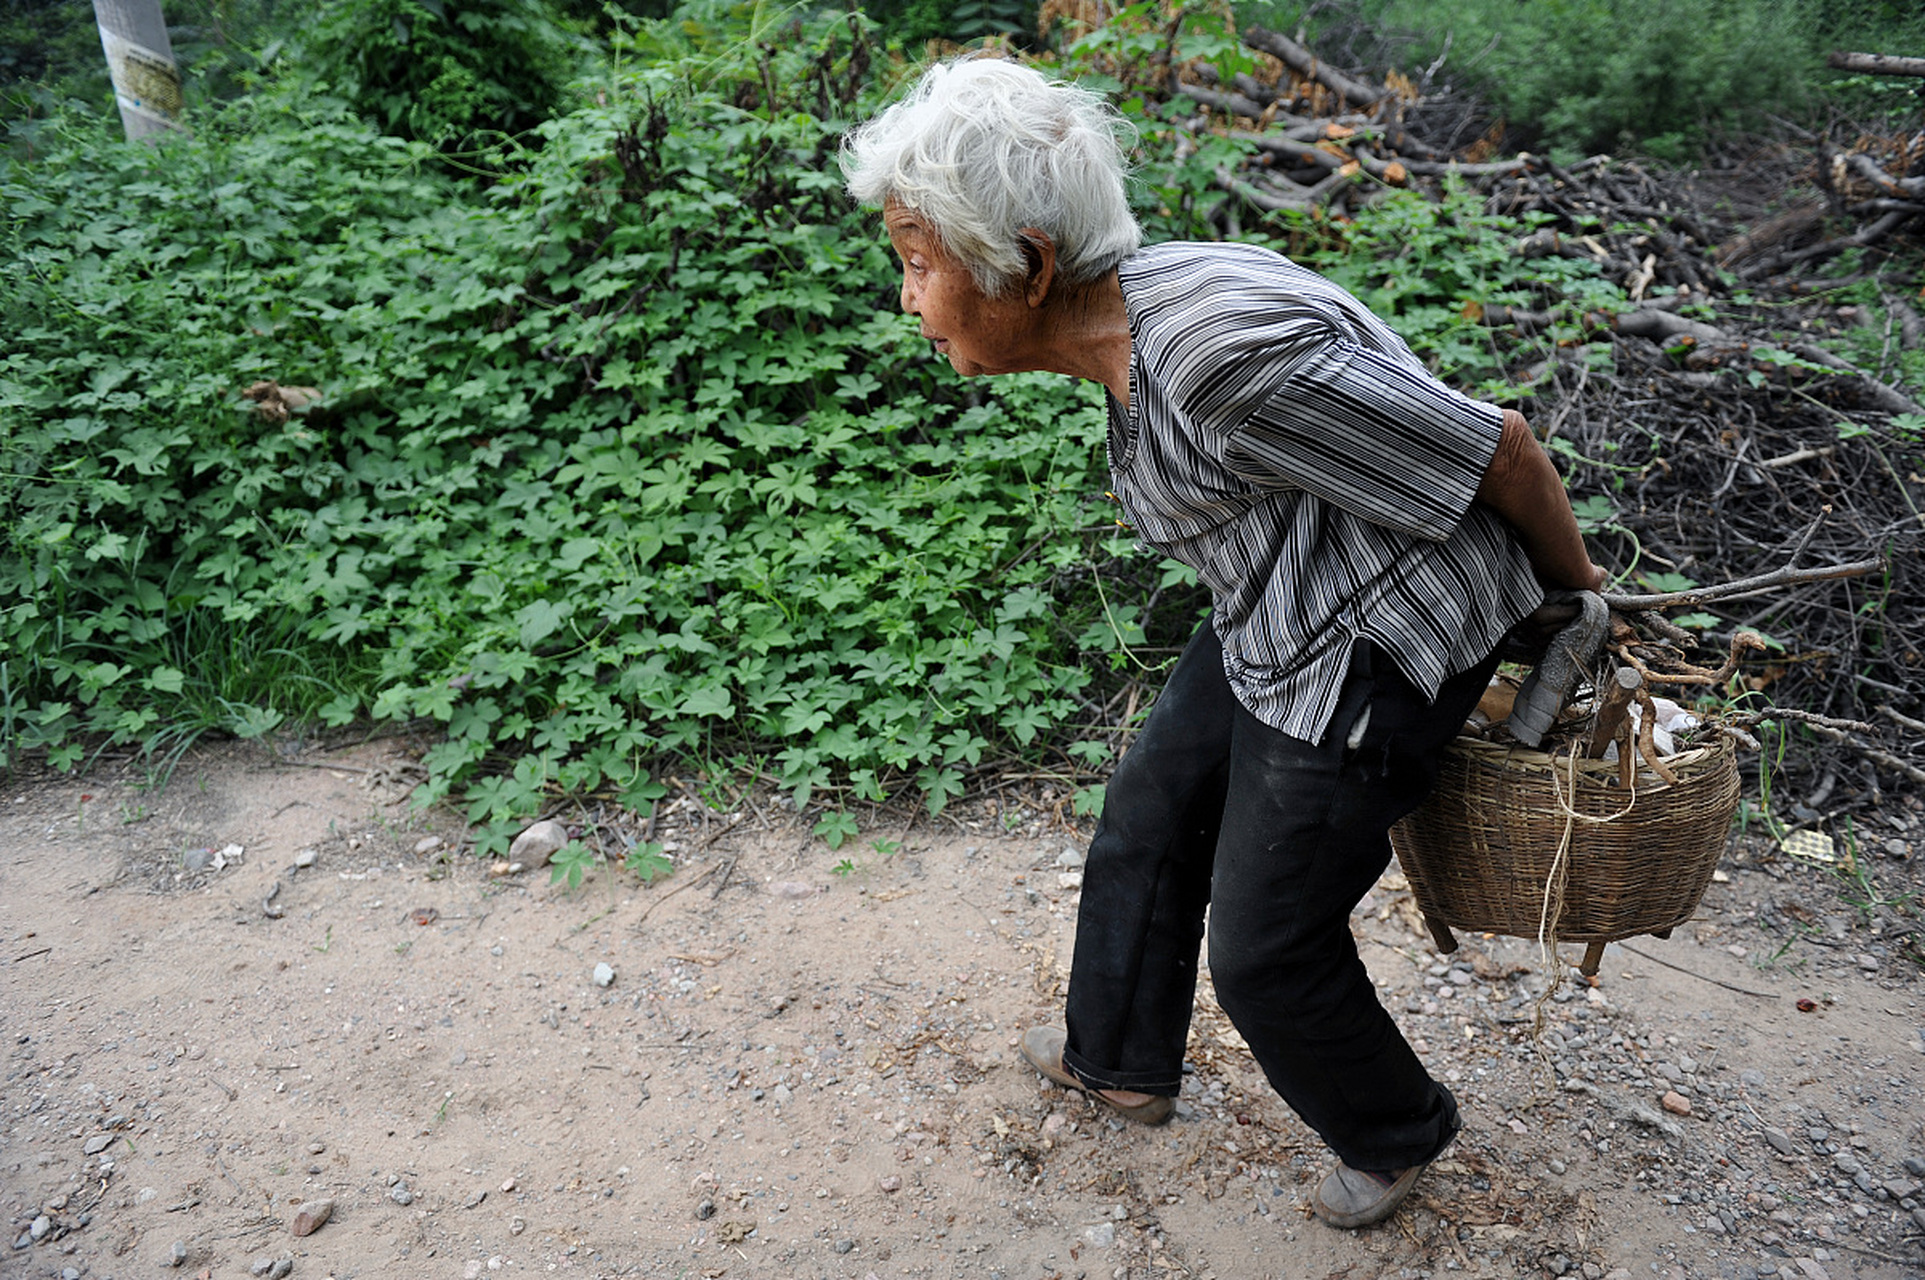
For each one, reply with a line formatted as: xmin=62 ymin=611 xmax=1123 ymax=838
xmin=1061 ymin=621 xmax=1496 ymax=1172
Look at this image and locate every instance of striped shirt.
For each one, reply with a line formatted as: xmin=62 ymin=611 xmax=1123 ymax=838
xmin=1108 ymin=241 xmax=1544 ymax=744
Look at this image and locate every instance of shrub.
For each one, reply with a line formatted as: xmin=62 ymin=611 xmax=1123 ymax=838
xmin=299 ymin=0 xmax=591 ymax=145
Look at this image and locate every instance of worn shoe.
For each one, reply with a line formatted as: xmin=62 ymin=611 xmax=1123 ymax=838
xmin=1018 ymin=1026 xmax=1173 ymax=1125
xmin=1311 ymin=1124 xmax=1459 ymax=1229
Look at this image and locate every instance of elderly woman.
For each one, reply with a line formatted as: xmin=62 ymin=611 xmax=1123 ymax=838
xmin=843 ymin=58 xmax=1603 ymax=1229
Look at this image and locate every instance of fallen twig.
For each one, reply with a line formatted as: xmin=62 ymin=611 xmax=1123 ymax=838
xmin=1600 ymin=558 xmax=1885 ymax=611
xmin=1615 ymin=942 xmax=1780 ymax=998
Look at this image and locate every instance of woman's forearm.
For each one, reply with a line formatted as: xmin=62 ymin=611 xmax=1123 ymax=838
xmin=1475 ymin=410 xmax=1605 ymax=593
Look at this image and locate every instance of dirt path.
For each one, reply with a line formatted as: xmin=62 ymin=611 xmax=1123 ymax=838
xmin=2 ymin=742 xmax=1921 ymax=1280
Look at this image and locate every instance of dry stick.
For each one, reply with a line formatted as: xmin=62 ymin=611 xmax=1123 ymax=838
xmin=1614 ymin=942 xmax=1780 ymax=998
xmin=1878 ymin=705 xmax=1925 ymax=736
xmin=1631 ymin=689 xmax=1681 ymax=785
xmin=1599 ymin=557 xmax=1885 ymax=612
xmin=1827 ymin=50 xmax=1925 ymax=78
xmin=1241 ymin=25 xmax=1388 ymax=109
xmin=1806 ymin=725 xmax=1925 ymax=785
xmin=630 ymin=861 xmax=721 ymax=931
xmin=1586 ymin=667 xmax=1642 ymax=758
xmin=1727 ymin=708 xmax=1878 ymax=734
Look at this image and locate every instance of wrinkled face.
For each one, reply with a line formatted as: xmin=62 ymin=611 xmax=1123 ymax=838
xmin=882 ymin=200 xmax=1031 ymax=378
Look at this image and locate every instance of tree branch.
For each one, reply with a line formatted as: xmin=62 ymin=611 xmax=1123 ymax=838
xmin=1599 ymin=558 xmax=1886 ymax=611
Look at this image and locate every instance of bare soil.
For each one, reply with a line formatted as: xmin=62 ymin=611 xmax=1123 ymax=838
xmin=2 ymin=741 xmax=1922 ymax=1280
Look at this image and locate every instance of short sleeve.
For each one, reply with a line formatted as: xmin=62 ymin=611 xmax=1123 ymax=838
xmin=1224 ymin=335 xmax=1503 ymax=542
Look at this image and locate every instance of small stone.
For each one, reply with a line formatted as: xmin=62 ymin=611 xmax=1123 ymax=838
xmin=29 ymin=1216 xmax=50 ymax=1242
xmin=183 ymin=847 xmax=214 ymax=873
xmin=834 ymin=1239 xmax=854 ymax=1254
xmin=770 ymin=881 xmax=814 ymax=899
xmin=168 ymin=1240 xmax=188 ymax=1266
xmin=1741 ymin=1069 xmax=1767 ymax=1088
xmin=695 ymin=1199 xmax=716 ymax=1221
xmin=1765 ymin=1128 xmax=1795 ymax=1155
xmin=294 ymin=848 xmax=317 ymax=869
xmin=1084 ymin=1222 xmax=1116 ymax=1248
xmin=413 ymin=836 xmax=443 ymax=855
xmin=250 ymin=1258 xmax=275 ymax=1277
xmin=388 ymin=1186 xmax=414 ymax=1206
xmin=1054 ymin=847 xmax=1085 ymax=868
xmin=462 ymin=1189 xmax=487 ymax=1209
xmin=1057 ymin=870 xmax=1085 ymax=889
xmin=593 ymin=963 xmax=615 ymax=988
xmin=878 ymin=1175 xmax=902 ymax=1193
xmin=1661 ymin=1091 xmax=1692 ymax=1116
xmin=1885 ymin=1179 xmax=1921 ymax=1200
xmin=508 ymin=820 xmax=569 ymax=866
xmin=290 ymin=1197 xmax=332 ymax=1237
xmin=83 ymin=1133 xmax=113 ymax=1154
xmin=268 ymin=1259 xmax=293 ymax=1280
xmin=501 ymin=1177 xmax=516 ymax=1193
xmin=770 ymin=1084 xmax=792 ymax=1105
xmin=306 ymin=1141 xmax=325 ymax=1155
xmin=1906 ymin=1156 xmax=1925 ymax=1177
xmin=509 ymin=1216 xmax=526 ymax=1236
xmin=1796 ymin=1259 xmax=1831 ymax=1280
xmin=1857 ymin=954 xmax=1879 ymax=972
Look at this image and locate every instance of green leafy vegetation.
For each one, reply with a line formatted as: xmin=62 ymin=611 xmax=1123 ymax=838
xmin=1239 ymin=0 xmax=1925 ymax=158
xmin=0 ymin=8 xmax=1150 ymax=845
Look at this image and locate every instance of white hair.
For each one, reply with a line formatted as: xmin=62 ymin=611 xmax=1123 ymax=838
xmin=841 ymin=57 xmax=1141 ymax=296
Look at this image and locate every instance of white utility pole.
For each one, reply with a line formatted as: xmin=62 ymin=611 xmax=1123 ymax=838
xmin=92 ymin=0 xmax=183 ymax=139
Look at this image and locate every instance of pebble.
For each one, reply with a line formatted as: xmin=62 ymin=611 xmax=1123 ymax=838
xmin=167 ymin=1239 xmax=187 ymax=1266
xmin=389 ymin=1185 xmax=414 ymax=1206
xmin=509 ymin=1216 xmax=526 ymax=1235
xmin=82 ymin=1133 xmax=112 ymax=1154
xmin=1055 ymin=846 xmax=1085 ymax=868
xmin=695 ymin=1199 xmax=716 ymax=1221
xmin=294 ymin=848 xmax=317 ymax=869
xmin=183 ymin=847 xmax=214 ymax=873
xmin=1661 ymin=1091 xmax=1692 ymax=1116
xmin=29 ymin=1215 xmax=50 ymax=1241
xmin=508 ymin=820 xmax=569 ymax=866
xmin=593 ymin=962 xmax=615 ymax=988
xmin=1084 ymin=1222 xmax=1117 ymax=1248
xmin=1765 ymin=1128 xmax=1795 ymax=1155
xmin=834 ymin=1238 xmax=855 ymax=1254
xmin=413 ymin=835 xmax=443 ymax=855
xmin=771 ymin=881 xmax=814 ymax=899
xmin=878 ymin=1175 xmax=902 ymax=1193
xmin=290 ymin=1197 xmax=332 ymax=1237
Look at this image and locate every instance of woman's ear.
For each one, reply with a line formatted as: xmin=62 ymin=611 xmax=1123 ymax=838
xmin=1017 ymin=230 xmax=1058 ymax=308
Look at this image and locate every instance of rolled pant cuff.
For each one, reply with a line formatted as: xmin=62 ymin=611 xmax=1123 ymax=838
xmin=1059 ymin=1047 xmax=1181 ymax=1097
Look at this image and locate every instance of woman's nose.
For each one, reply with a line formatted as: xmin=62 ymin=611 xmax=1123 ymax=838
xmin=899 ymin=272 xmax=918 ymax=315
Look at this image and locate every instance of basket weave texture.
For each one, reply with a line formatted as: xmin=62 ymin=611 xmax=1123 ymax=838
xmin=1389 ymin=734 xmax=1741 ymax=943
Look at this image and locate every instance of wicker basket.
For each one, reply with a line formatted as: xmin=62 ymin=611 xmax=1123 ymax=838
xmin=1389 ymin=734 xmax=1741 ymax=974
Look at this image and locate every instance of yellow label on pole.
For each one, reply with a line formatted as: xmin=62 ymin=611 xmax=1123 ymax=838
xmin=100 ymin=30 xmax=182 ymax=125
